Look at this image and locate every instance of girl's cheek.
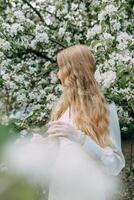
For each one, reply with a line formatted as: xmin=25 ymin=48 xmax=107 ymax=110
xmin=57 ymin=71 xmax=60 ymax=79
xmin=58 ymin=71 xmax=62 ymax=80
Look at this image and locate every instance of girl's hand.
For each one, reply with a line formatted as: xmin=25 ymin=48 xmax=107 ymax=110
xmin=46 ymin=121 xmax=86 ymax=145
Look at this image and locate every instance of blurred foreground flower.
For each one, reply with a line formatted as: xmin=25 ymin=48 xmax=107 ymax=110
xmin=0 ymin=129 xmax=121 ymax=200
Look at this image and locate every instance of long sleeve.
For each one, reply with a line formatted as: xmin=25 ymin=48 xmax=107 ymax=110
xmin=80 ymin=102 xmax=125 ymax=176
xmin=108 ymin=102 xmax=122 ymax=151
xmin=81 ymin=135 xmax=125 ymax=176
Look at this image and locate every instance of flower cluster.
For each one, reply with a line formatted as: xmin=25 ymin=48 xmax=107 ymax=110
xmin=0 ymin=0 xmax=133 ymax=136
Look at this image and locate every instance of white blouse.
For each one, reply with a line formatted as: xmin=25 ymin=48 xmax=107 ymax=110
xmin=58 ymin=102 xmax=125 ymax=176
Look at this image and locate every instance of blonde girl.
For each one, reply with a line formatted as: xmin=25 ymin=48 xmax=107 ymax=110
xmin=46 ymin=44 xmax=125 ymax=200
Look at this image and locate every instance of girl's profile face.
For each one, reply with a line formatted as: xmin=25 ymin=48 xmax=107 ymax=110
xmin=57 ymin=69 xmax=62 ymax=81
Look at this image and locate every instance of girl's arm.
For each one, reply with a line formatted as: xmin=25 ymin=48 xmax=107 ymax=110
xmin=79 ymin=102 xmax=125 ymax=176
xmin=81 ymin=134 xmax=125 ymax=176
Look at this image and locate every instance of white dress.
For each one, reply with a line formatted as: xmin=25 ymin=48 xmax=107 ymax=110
xmin=5 ymin=102 xmax=125 ymax=200
xmin=47 ymin=102 xmax=125 ymax=200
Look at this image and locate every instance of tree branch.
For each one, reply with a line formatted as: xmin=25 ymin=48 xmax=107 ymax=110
xmin=29 ymin=49 xmax=55 ymax=63
xmin=23 ymin=0 xmax=45 ymax=22
xmin=22 ymin=0 xmax=66 ymax=48
xmin=28 ymin=49 xmax=55 ymax=63
xmin=6 ymin=48 xmax=55 ymax=63
xmin=42 ymin=6 xmax=78 ymax=31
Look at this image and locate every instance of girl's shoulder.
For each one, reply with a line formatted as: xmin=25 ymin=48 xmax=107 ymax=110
xmin=58 ymin=107 xmax=74 ymax=126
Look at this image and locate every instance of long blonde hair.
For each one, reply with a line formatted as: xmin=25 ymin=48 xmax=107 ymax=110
xmin=50 ymin=44 xmax=114 ymax=148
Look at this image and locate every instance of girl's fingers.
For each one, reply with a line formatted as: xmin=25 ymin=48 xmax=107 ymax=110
xmin=47 ymin=126 xmax=68 ymax=133
xmin=47 ymin=128 xmax=67 ymax=134
xmin=49 ymin=125 xmax=67 ymax=130
xmin=48 ymin=133 xmax=67 ymax=137
xmin=47 ymin=126 xmax=65 ymax=131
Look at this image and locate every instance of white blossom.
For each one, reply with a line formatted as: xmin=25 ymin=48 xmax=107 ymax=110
xmin=95 ymin=70 xmax=116 ymax=89
xmin=58 ymin=27 xmax=66 ymax=36
xmin=14 ymin=10 xmax=25 ymax=21
xmin=112 ymin=20 xmax=121 ymax=31
xmin=47 ymin=5 xmax=56 ymax=13
xmin=31 ymin=32 xmax=49 ymax=48
xmin=45 ymin=16 xmax=52 ymax=25
xmin=121 ymin=127 xmax=128 ymax=132
xmin=105 ymin=4 xmax=117 ymax=15
xmin=13 ymin=75 xmax=25 ymax=83
xmin=98 ymin=4 xmax=117 ymax=21
xmin=79 ymin=3 xmax=86 ymax=11
xmin=116 ymin=32 xmax=133 ymax=50
xmin=50 ymin=71 xmax=58 ymax=83
xmin=86 ymin=25 xmax=102 ymax=39
xmin=2 ymin=73 xmax=10 ymax=81
xmin=102 ymin=71 xmax=116 ymax=88
xmin=71 ymin=3 xmax=78 ymax=11
xmin=10 ymin=23 xmax=24 ymax=36
xmin=10 ymin=110 xmax=25 ymax=119
xmin=101 ymin=32 xmax=114 ymax=40
xmin=94 ymin=69 xmax=102 ymax=83
xmin=0 ymin=39 xmax=11 ymax=50
xmin=16 ymin=93 xmax=27 ymax=102
xmin=46 ymin=94 xmax=57 ymax=101
xmin=0 ymin=51 xmax=4 ymax=58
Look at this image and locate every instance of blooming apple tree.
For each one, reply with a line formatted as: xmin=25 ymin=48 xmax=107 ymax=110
xmin=0 ymin=0 xmax=133 ymax=136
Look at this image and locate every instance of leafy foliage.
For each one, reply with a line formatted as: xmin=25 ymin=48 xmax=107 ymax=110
xmin=0 ymin=0 xmax=133 ymax=135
